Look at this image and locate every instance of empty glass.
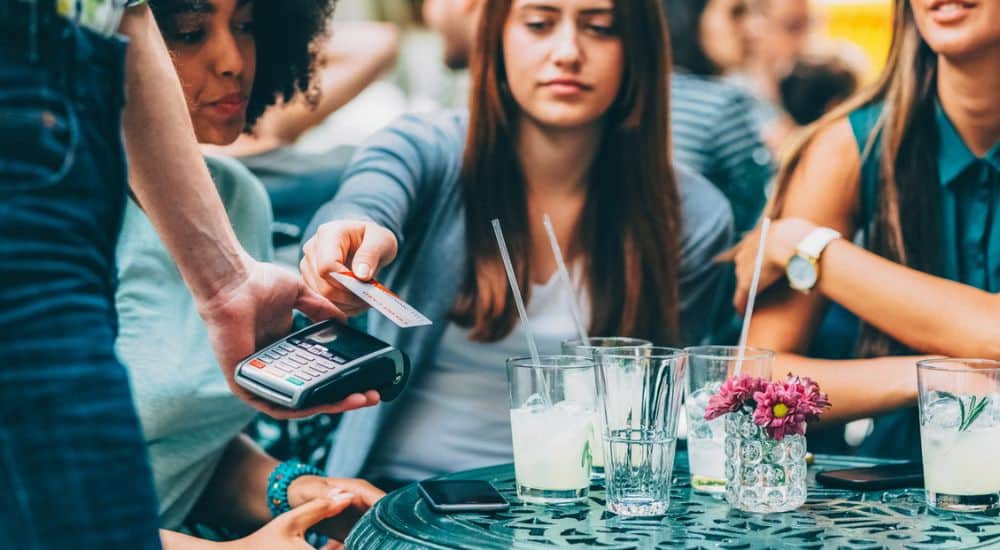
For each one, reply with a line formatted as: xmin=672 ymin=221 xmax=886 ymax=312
xmin=684 ymin=346 xmax=774 ymax=494
xmin=562 ymin=337 xmax=653 ymax=479
xmin=595 ymin=347 xmax=686 ymax=516
xmin=918 ymin=359 xmax=1000 ymax=512
xmin=508 ymin=355 xmax=596 ymax=504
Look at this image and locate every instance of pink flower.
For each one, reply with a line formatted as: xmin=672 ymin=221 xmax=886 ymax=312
xmin=704 ymin=374 xmax=769 ymax=421
xmin=752 ymin=375 xmax=832 ymax=440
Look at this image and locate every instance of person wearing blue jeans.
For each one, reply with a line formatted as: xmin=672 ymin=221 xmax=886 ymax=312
xmin=0 ymin=1 xmax=375 ymax=548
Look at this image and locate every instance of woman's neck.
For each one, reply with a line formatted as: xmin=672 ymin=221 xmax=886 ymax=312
xmin=516 ymin=116 xmax=602 ymax=197
xmin=937 ymin=47 xmax=1000 ymax=157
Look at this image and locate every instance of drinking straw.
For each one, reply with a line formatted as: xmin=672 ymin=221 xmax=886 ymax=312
xmin=542 ymin=214 xmax=590 ymax=347
xmin=491 ymin=219 xmax=550 ymax=403
xmin=734 ymin=217 xmax=771 ymax=377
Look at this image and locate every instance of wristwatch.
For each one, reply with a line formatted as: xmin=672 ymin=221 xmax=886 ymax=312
xmin=785 ymin=227 xmax=842 ymax=293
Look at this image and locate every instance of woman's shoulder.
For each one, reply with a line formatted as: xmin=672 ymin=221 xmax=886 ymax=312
xmin=367 ymin=109 xmax=468 ymax=156
xmin=845 ymin=101 xmax=885 ymax=154
xmin=204 ymin=154 xmax=274 ymax=261
xmin=674 ymin=163 xmax=734 ymax=251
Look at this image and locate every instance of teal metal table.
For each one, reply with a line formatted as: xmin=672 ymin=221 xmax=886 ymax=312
xmin=346 ymin=451 xmax=1000 ymax=549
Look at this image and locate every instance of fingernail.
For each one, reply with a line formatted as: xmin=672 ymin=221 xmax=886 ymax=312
xmin=354 ymin=263 xmax=371 ymax=279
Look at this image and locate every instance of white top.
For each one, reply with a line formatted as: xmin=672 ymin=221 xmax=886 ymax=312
xmin=366 ymin=269 xmax=589 ymax=482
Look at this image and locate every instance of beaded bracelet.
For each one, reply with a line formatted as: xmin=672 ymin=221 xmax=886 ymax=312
xmin=266 ymin=460 xmax=324 ymax=517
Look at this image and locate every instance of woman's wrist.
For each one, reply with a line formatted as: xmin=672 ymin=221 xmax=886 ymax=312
xmin=267 ymin=461 xmax=324 ymax=517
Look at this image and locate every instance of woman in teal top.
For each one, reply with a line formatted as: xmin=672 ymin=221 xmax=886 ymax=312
xmin=727 ymin=0 xmax=1000 ymax=460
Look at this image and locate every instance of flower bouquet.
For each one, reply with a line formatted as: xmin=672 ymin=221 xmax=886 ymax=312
xmin=705 ymin=374 xmax=831 ymax=513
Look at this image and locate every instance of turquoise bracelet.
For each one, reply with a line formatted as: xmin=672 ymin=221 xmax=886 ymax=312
xmin=267 ymin=460 xmax=324 ymax=517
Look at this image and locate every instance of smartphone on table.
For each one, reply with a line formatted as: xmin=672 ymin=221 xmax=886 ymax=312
xmin=418 ymin=480 xmax=510 ymax=513
xmin=815 ymin=462 xmax=924 ymax=491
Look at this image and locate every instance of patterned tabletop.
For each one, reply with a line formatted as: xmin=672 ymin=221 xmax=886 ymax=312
xmin=346 ymin=451 xmax=1000 ymax=549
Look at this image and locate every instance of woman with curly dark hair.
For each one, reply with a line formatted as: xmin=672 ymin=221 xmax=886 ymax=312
xmin=115 ymin=1 xmax=384 ymax=547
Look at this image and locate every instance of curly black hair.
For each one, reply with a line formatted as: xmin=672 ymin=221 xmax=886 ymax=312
xmin=148 ymin=0 xmax=337 ymax=130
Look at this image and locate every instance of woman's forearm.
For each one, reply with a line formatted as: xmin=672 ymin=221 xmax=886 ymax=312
xmin=819 ymin=239 xmax=1000 ymax=359
xmin=772 ymin=352 xmax=929 ymax=424
xmin=188 ymin=435 xmax=280 ymax=531
xmin=160 ymin=530 xmax=221 ymax=550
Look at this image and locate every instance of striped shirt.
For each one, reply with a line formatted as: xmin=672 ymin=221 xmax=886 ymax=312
xmin=671 ymin=72 xmax=774 ymax=235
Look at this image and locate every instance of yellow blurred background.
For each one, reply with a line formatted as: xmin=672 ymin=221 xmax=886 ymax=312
xmin=815 ymin=0 xmax=893 ymax=79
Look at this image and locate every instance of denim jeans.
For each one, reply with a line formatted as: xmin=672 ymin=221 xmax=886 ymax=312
xmin=0 ymin=12 xmax=161 ymax=550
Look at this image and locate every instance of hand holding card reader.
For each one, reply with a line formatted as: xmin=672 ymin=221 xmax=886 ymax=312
xmin=235 ymin=320 xmax=410 ymax=409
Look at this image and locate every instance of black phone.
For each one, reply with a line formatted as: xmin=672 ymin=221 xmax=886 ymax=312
xmin=418 ymin=480 xmax=510 ymax=513
xmin=816 ymin=462 xmax=924 ymax=491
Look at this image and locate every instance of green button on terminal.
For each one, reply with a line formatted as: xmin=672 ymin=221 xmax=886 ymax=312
xmin=286 ymin=377 xmax=305 ymax=386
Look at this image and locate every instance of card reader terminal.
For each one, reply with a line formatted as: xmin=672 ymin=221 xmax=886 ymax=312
xmin=235 ymin=320 xmax=410 ymax=409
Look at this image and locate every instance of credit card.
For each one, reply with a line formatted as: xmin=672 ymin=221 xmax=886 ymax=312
xmin=330 ymin=271 xmax=432 ymax=328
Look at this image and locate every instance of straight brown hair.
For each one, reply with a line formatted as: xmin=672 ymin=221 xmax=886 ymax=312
xmin=767 ymin=0 xmax=940 ymax=356
xmin=451 ymin=0 xmax=683 ymax=345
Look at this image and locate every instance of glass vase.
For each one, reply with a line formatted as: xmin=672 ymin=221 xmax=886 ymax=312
xmin=724 ymin=409 xmax=807 ymax=513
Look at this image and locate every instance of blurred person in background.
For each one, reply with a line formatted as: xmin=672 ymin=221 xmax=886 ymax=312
xmin=778 ymin=56 xmax=858 ymax=128
xmin=420 ymin=0 xmax=484 ymax=70
xmin=742 ymin=0 xmax=815 ymax=128
xmin=116 ymin=0 xmax=384 ymax=546
xmin=662 ymin=0 xmax=774 ymax=348
xmin=662 ymin=0 xmax=772 ymax=237
xmin=731 ymin=0 xmax=1000 ymax=460
xmin=207 ymin=21 xmax=401 ymax=243
xmin=301 ymin=0 xmax=732 ymax=490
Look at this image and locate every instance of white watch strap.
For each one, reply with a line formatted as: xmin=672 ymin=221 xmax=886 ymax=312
xmin=796 ymin=227 xmax=842 ymax=259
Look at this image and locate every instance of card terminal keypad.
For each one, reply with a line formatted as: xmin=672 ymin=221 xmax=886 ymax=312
xmin=247 ymin=337 xmax=350 ymax=388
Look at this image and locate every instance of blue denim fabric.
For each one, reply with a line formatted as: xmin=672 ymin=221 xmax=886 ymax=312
xmin=0 ymin=15 xmax=161 ymax=550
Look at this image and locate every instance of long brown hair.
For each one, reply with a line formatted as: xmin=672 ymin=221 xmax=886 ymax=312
xmin=451 ymin=0 xmax=683 ymax=345
xmin=767 ymin=0 xmax=940 ymax=356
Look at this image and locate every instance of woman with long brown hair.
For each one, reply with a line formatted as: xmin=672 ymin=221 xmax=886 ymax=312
xmin=300 ymin=0 xmax=732 ymax=487
xmin=730 ymin=0 xmax=1000 ymax=459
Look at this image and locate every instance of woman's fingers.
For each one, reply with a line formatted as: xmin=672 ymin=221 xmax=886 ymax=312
xmin=279 ymin=497 xmax=353 ymax=536
xmin=350 ymin=224 xmax=398 ymax=281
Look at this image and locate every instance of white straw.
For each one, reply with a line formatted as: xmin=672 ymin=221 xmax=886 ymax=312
xmin=734 ymin=217 xmax=771 ymax=377
xmin=542 ymin=214 xmax=590 ymax=347
xmin=491 ymin=219 xmax=542 ymax=368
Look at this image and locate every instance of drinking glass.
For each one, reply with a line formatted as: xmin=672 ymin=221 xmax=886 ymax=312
xmin=507 ymin=355 xmax=595 ymax=504
xmin=918 ymin=358 xmax=1000 ymax=512
xmin=684 ymin=346 xmax=774 ymax=494
xmin=595 ymin=347 xmax=686 ymax=516
xmin=562 ymin=337 xmax=653 ymax=479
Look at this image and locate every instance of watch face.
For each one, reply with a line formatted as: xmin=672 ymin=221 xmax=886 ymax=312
xmin=787 ymin=255 xmax=818 ymax=290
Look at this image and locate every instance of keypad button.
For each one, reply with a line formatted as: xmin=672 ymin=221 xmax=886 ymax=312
xmin=288 ymin=355 xmax=307 ymax=366
xmin=306 ymin=367 xmax=324 ymax=377
xmin=273 ymin=363 xmax=293 ymax=373
xmin=331 ymin=356 xmax=346 ymax=364
xmin=286 ymin=377 xmax=305 ymax=386
xmin=296 ymin=372 xmax=314 ymax=381
xmin=249 ymin=359 xmax=267 ymax=369
xmin=315 ymin=359 xmax=337 ymax=370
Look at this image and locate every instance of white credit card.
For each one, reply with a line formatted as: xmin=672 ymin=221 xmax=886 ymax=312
xmin=330 ymin=271 xmax=432 ymax=328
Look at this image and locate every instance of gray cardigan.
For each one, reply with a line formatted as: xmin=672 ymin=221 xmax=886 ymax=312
xmin=306 ymin=110 xmax=734 ymax=478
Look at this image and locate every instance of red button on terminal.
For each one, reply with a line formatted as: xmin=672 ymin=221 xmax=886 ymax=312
xmin=250 ymin=359 xmax=267 ymax=369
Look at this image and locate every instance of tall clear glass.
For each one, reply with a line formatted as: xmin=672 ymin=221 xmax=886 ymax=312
xmin=684 ymin=346 xmax=774 ymax=494
xmin=562 ymin=337 xmax=653 ymax=479
xmin=595 ymin=347 xmax=686 ymax=516
xmin=507 ymin=355 xmax=595 ymax=504
xmin=918 ymin=358 xmax=1000 ymax=512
